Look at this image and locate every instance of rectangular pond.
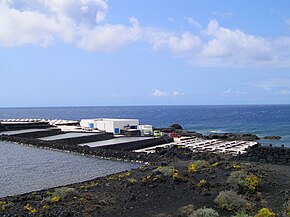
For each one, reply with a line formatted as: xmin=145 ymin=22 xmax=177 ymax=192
xmin=80 ymin=137 xmax=153 ymax=148
xmin=40 ymin=132 xmax=99 ymax=141
xmin=0 ymin=128 xmax=52 ymax=135
xmin=0 ymin=141 xmax=139 ymax=198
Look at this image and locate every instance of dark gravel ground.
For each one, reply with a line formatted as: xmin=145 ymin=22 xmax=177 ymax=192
xmin=0 ymin=147 xmax=289 ymax=217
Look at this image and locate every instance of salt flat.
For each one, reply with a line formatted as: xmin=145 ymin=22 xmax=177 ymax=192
xmin=80 ymin=137 xmax=153 ymax=148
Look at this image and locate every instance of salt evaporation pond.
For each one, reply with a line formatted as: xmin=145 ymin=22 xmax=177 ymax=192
xmin=0 ymin=141 xmax=139 ymax=198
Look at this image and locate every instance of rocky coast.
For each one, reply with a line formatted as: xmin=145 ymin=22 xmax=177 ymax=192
xmin=0 ymin=125 xmax=289 ymax=217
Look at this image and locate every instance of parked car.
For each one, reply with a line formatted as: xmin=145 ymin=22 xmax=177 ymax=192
xmin=153 ymin=130 xmax=161 ymax=137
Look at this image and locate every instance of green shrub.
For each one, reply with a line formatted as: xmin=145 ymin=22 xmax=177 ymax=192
xmin=227 ymin=171 xmax=247 ymax=187
xmin=188 ymin=160 xmax=210 ymax=174
xmin=42 ymin=187 xmax=78 ymax=203
xmin=24 ymin=203 xmax=37 ymax=213
xmin=245 ymin=175 xmax=260 ymax=193
xmin=188 ymin=163 xmax=197 ymax=173
xmin=214 ymin=190 xmax=246 ymax=211
xmin=153 ymin=166 xmax=177 ymax=177
xmin=227 ymin=171 xmax=260 ymax=193
xmin=190 ymin=207 xmax=219 ymax=217
xmin=194 ymin=160 xmax=211 ymax=170
xmin=127 ymin=178 xmax=137 ymax=185
xmin=231 ymin=210 xmax=251 ymax=217
xmin=52 ymin=187 xmax=77 ymax=199
xmin=176 ymin=204 xmax=195 ymax=217
xmin=254 ymin=208 xmax=276 ymax=217
xmin=0 ymin=201 xmax=13 ymax=211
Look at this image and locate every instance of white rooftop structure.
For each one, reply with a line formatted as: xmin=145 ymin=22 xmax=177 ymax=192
xmin=80 ymin=118 xmax=142 ymax=135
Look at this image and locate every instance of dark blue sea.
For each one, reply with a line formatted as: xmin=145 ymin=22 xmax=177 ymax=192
xmin=0 ymin=105 xmax=290 ymax=147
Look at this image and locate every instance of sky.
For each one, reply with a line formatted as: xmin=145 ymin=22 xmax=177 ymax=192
xmin=0 ymin=0 xmax=290 ymax=107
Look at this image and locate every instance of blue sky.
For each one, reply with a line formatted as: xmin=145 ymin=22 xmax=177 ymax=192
xmin=0 ymin=0 xmax=290 ymax=107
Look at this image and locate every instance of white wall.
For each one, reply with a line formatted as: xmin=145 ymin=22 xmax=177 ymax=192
xmin=80 ymin=119 xmax=95 ymax=128
xmin=81 ymin=118 xmax=140 ymax=134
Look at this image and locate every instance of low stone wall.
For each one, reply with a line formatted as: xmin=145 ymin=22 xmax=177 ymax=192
xmin=0 ymin=135 xmax=166 ymax=163
xmin=235 ymin=145 xmax=290 ymax=165
xmin=54 ymin=133 xmax=115 ymax=145
xmin=8 ymin=129 xmax=63 ymax=139
xmin=95 ymin=137 xmax=174 ymax=151
xmin=1 ymin=122 xmax=51 ymax=130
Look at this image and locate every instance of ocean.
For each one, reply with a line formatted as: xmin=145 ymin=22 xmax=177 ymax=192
xmin=0 ymin=105 xmax=289 ymax=147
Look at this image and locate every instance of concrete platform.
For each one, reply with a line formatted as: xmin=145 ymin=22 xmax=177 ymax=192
xmin=0 ymin=128 xmax=54 ymax=136
xmin=80 ymin=137 xmax=153 ymax=148
xmin=40 ymin=132 xmax=99 ymax=141
xmin=134 ymin=137 xmax=258 ymax=155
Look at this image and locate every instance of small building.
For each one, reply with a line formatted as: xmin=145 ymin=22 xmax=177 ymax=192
xmin=80 ymin=118 xmax=141 ymax=135
xmin=139 ymin=125 xmax=153 ymax=136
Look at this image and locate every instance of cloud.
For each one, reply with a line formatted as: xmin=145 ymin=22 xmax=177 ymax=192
xmin=210 ymin=11 xmax=234 ymax=18
xmin=77 ymin=17 xmax=141 ymax=51
xmin=278 ymin=89 xmax=290 ymax=95
xmin=145 ymin=29 xmax=201 ymax=54
xmin=185 ymin=17 xmax=202 ymax=29
xmin=0 ymin=0 xmax=140 ymax=51
xmin=248 ymin=78 xmax=290 ymax=95
xmin=1 ymin=2 xmax=290 ymax=68
xmin=197 ymin=20 xmax=273 ymax=67
xmin=152 ymin=89 xmax=184 ymax=97
xmin=145 ymin=19 xmax=290 ymax=68
xmin=220 ymin=89 xmax=247 ymax=96
xmin=251 ymin=78 xmax=290 ymax=91
xmin=152 ymin=89 xmax=169 ymax=97
xmin=172 ymin=91 xmax=184 ymax=96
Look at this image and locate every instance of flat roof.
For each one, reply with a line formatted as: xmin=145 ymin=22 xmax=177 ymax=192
xmin=81 ymin=118 xmax=139 ymax=122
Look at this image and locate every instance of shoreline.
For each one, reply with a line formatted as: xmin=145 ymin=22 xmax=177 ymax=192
xmin=0 ymin=125 xmax=289 ymax=216
xmin=0 ymin=145 xmax=289 ymax=216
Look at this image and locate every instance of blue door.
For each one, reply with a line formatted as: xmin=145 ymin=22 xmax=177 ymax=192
xmin=89 ymin=123 xmax=94 ymax=129
xmin=114 ymin=128 xmax=120 ymax=134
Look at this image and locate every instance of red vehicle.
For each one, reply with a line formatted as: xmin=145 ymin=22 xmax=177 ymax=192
xmin=169 ymin=132 xmax=181 ymax=138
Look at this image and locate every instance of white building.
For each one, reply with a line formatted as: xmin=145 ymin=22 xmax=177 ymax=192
xmin=139 ymin=125 xmax=153 ymax=136
xmin=80 ymin=118 xmax=141 ymax=135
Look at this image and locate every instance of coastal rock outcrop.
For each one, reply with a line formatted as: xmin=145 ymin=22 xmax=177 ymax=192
xmin=235 ymin=145 xmax=290 ymax=165
xmin=170 ymin=124 xmax=183 ymax=130
xmin=0 ymin=124 xmax=6 ymax=132
xmin=206 ymin=133 xmax=260 ymax=141
xmin=262 ymin=136 xmax=282 ymax=140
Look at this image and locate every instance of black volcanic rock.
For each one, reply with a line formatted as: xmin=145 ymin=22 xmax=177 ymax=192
xmin=262 ymin=136 xmax=282 ymax=140
xmin=170 ymin=124 xmax=183 ymax=130
xmin=0 ymin=124 xmax=6 ymax=131
xmin=207 ymin=133 xmax=260 ymax=141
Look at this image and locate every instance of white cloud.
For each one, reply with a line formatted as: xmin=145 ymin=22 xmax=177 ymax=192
xmin=145 ymin=19 xmax=290 ymax=68
xmin=1 ymin=2 xmax=290 ymax=68
xmin=220 ymin=89 xmax=247 ymax=96
xmin=251 ymin=78 xmax=290 ymax=91
xmin=197 ymin=20 xmax=273 ymax=67
xmin=172 ymin=91 xmax=184 ymax=96
xmin=145 ymin=29 xmax=201 ymax=54
xmin=278 ymin=89 xmax=290 ymax=95
xmin=210 ymin=11 xmax=234 ymax=18
xmin=152 ymin=89 xmax=184 ymax=97
xmin=185 ymin=17 xmax=202 ymax=29
xmin=77 ymin=17 xmax=141 ymax=51
xmin=152 ymin=89 xmax=169 ymax=97
xmin=0 ymin=0 xmax=140 ymax=50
